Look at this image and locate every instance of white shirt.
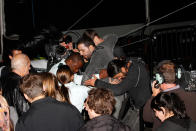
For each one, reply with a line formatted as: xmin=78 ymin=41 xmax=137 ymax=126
xmin=49 ymin=58 xmax=66 ymax=76
xmin=73 ymin=74 xmax=83 ymax=85
xmin=73 ymin=74 xmax=100 ymax=85
xmin=65 ymin=82 xmax=91 ymax=112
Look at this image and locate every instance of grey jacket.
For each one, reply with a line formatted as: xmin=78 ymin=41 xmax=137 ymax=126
xmin=82 ymin=34 xmax=118 ymax=83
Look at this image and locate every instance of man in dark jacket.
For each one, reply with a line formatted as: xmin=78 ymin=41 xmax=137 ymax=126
xmin=2 ymin=53 xmax=30 ymax=117
xmin=0 ymin=40 xmax=36 ymax=82
xmin=84 ymin=58 xmax=151 ymax=131
xmin=80 ymin=88 xmax=131 ymax=131
xmin=16 ymin=73 xmax=84 ymax=131
xmin=85 ymin=58 xmax=151 ymax=109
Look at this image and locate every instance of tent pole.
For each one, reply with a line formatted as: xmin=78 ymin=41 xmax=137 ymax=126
xmin=0 ymin=0 xmax=4 ymax=61
xmin=145 ymin=0 xmax=150 ymax=26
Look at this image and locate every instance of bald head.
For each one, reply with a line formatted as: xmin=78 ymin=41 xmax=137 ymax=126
xmin=11 ymin=53 xmax=31 ymax=76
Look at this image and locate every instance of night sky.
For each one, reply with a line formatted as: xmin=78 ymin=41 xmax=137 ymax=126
xmin=4 ymin=0 xmax=196 ymax=36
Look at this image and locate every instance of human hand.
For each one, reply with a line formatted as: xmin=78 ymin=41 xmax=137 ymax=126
xmin=151 ymin=80 xmax=161 ymax=97
xmin=73 ymin=48 xmax=79 ymax=53
xmin=83 ymin=58 xmax=88 ymax=63
xmin=109 ymin=78 xmax=121 ymax=84
xmin=84 ymin=75 xmax=97 ymax=86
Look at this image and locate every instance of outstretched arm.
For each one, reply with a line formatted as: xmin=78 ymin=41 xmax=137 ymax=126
xmin=85 ymin=64 xmax=138 ymax=96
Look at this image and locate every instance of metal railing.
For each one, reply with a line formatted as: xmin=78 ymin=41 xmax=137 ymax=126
xmin=119 ymin=24 xmax=196 ymax=77
xmin=149 ymin=26 xmax=196 ymax=73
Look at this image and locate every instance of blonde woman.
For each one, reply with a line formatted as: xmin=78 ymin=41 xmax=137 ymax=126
xmin=41 ymin=72 xmax=71 ymax=103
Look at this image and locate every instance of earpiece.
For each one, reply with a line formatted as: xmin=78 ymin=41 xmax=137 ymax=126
xmin=154 ymin=60 xmax=182 ymax=85
xmin=155 ymin=73 xmax=164 ymax=84
xmin=176 ymin=67 xmax=182 ymax=79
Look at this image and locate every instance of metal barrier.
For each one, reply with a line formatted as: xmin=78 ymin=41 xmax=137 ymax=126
xmin=148 ymin=26 xmax=196 ymax=75
xmin=119 ymin=24 xmax=196 ymax=77
xmin=150 ymin=26 xmax=195 ymax=61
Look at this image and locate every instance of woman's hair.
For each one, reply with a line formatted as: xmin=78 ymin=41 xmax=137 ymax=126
xmin=56 ymin=65 xmax=74 ymax=84
xmin=151 ymin=92 xmax=187 ymax=119
xmin=56 ymin=65 xmax=74 ymax=104
xmin=41 ymin=72 xmax=70 ymax=103
xmin=107 ymin=59 xmax=127 ymax=78
xmin=87 ymin=88 xmax=116 ymax=115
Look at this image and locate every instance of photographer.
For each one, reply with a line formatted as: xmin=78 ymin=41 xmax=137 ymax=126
xmin=143 ymin=60 xmax=196 ymax=131
xmin=47 ymin=44 xmax=70 ymax=74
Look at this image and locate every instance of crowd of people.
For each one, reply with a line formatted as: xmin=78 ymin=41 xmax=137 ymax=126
xmin=0 ymin=28 xmax=196 ymax=131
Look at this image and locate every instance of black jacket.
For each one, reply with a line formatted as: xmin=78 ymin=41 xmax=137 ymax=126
xmin=2 ymin=72 xmax=29 ymax=117
xmin=80 ymin=115 xmax=131 ymax=131
xmin=16 ymin=97 xmax=84 ymax=131
xmin=157 ymin=117 xmax=196 ymax=131
xmin=95 ymin=59 xmax=151 ymax=109
xmin=143 ymin=88 xmax=196 ymax=131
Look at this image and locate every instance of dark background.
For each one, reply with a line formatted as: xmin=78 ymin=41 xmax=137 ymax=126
xmin=4 ymin=0 xmax=196 ymax=36
xmin=2 ymin=0 xmax=196 ymax=80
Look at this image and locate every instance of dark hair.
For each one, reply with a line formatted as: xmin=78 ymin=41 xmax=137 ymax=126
xmin=87 ymin=88 xmax=116 ymax=115
xmin=7 ymin=41 xmax=23 ymax=56
xmin=77 ymin=35 xmax=95 ymax=48
xmin=57 ymin=65 xmax=74 ymax=84
xmin=60 ymin=35 xmax=72 ymax=44
xmin=82 ymin=29 xmax=100 ymax=40
xmin=20 ymin=73 xmax=44 ymax=99
xmin=151 ymin=92 xmax=187 ymax=119
xmin=113 ymin=45 xmax=126 ymax=59
xmin=2 ymin=37 xmax=24 ymax=65
xmin=107 ymin=59 xmax=127 ymax=77
xmin=65 ymin=52 xmax=84 ymax=65
xmin=56 ymin=65 xmax=73 ymax=104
